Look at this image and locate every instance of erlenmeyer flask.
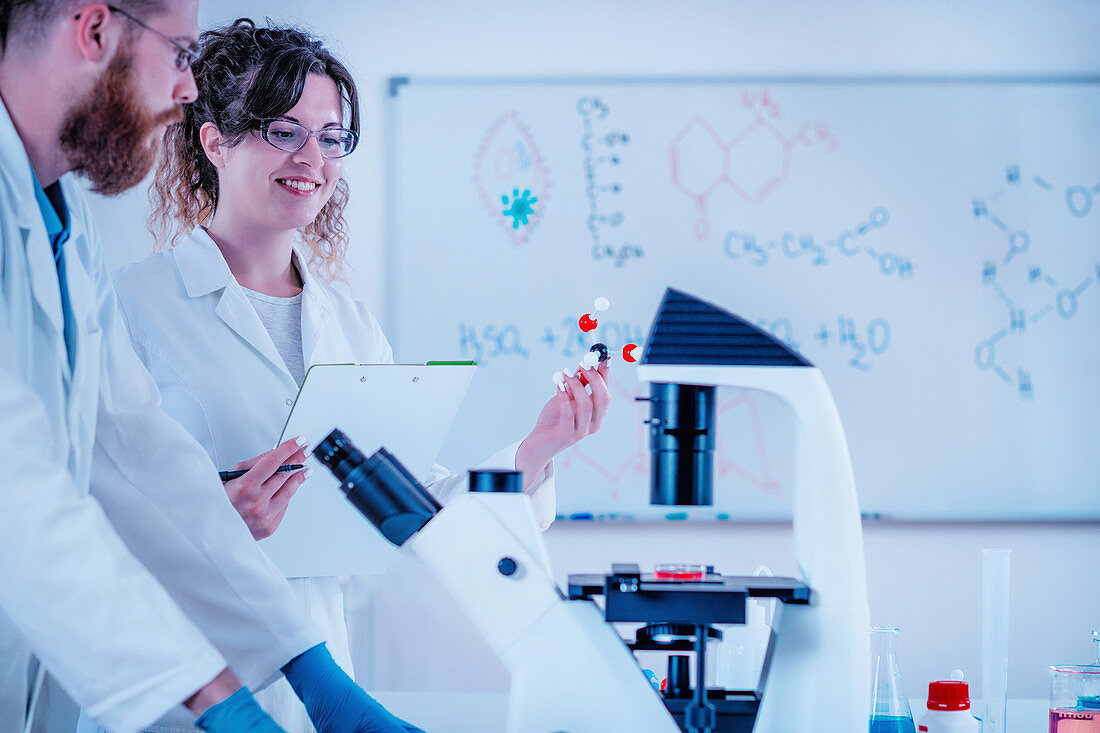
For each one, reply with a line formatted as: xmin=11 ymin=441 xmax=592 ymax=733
xmin=870 ymin=626 xmax=917 ymax=733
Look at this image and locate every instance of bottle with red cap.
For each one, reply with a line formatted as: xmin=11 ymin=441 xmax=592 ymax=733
xmin=917 ymin=675 xmax=980 ymax=733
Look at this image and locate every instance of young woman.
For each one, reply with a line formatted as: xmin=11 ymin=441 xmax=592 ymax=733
xmin=111 ymin=19 xmax=611 ymax=732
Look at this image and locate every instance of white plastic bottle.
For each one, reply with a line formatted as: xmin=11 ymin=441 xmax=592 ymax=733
xmin=917 ymin=680 xmax=980 ymax=732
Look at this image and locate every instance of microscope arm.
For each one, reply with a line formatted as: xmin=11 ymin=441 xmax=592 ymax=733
xmin=638 ymin=363 xmax=871 ymax=733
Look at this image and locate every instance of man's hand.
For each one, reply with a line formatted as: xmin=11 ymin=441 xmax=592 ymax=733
xmin=184 ymin=668 xmax=243 ymax=717
xmin=223 ymin=438 xmax=310 ymax=539
xmin=193 ymin=685 xmax=288 ymax=732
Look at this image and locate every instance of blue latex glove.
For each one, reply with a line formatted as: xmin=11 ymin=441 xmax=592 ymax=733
xmin=282 ymin=643 xmax=425 ymax=733
xmin=195 ymin=687 xmax=286 ymax=732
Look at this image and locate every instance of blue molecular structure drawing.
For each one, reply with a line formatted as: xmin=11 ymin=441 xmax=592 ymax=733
xmin=971 ymin=164 xmax=1100 ymax=400
xmin=502 ymin=188 xmax=538 ymax=229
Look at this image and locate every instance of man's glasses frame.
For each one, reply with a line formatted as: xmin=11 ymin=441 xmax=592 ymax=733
xmin=107 ymin=5 xmax=199 ymax=71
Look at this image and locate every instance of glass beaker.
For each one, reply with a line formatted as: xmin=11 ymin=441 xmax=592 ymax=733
xmin=1050 ymin=665 xmax=1100 ymax=732
xmin=870 ymin=626 xmax=916 ymax=733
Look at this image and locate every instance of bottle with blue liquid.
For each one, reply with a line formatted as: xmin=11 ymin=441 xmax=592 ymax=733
xmin=870 ymin=626 xmax=917 ymax=733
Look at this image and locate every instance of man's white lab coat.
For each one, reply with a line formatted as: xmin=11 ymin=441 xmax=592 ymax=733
xmin=0 ymin=99 xmax=321 ymax=732
xmin=112 ymin=227 xmax=555 ymax=731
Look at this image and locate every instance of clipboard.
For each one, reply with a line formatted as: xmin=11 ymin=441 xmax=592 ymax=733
xmin=258 ymin=362 xmax=476 ymax=577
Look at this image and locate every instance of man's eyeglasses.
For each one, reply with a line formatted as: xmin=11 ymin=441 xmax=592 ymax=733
xmin=107 ymin=5 xmax=199 ymax=72
xmin=258 ymin=119 xmax=359 ymax=159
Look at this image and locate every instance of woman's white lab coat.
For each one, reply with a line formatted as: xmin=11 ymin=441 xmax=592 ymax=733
xmin=0 ymin=102 xmax=322 ymax=732
xmin=113 ymin=227 xmax=555 ymax=731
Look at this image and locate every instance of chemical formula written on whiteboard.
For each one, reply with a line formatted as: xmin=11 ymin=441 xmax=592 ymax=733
xmin=754 ymin=314 xmax=893 ymax=372
xmin=456 ymin=317 xmax=645 ymax=365
xmin=456 ymin=315 xmax=890 ymax=372
xmin=722 ymin=206 xmax=915 ymax=280
xmin=578 ymin=95 xmax=645 ymax=267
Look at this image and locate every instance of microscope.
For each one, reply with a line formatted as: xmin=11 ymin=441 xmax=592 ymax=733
xmin=313 ymin=288 xmax=870 ymax=733
xmin=569 ymin=288 xmax=871 ymax=731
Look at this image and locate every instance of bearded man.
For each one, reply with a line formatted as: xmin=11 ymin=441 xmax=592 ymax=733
xmin=0 ymin=4 xmax=417 ymax=733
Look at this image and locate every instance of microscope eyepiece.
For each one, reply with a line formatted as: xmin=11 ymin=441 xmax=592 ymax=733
xmin=312 ymin=429 xmax=441 ymax=547
xmin=313 ymin=428 xmax=367 ymax=486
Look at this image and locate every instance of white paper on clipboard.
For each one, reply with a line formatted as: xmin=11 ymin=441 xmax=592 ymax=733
xmin=258 ymin=363 xmax=476 ymax=577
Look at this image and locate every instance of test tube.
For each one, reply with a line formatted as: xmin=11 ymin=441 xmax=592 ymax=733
xmin=981 ymin=548 xmax=1011 ymax=733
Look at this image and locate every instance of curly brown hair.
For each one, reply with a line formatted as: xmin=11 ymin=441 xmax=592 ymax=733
xmin=147 ymin=18 xmax=359 ymax=282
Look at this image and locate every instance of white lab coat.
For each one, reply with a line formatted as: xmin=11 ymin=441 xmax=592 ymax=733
xmin=112 ymin=227 xmax=555 ymax=731
xmin=0 ymin=99 xmax=322 ymax=733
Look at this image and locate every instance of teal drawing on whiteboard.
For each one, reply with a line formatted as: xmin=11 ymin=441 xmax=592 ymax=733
xmin=473 ymin=111 xmax=548 ymax=245
xmin=502 ymin=188 xmax=538 ymax=228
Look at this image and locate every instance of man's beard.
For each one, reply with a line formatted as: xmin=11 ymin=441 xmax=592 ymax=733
xmin=58 ymin=47 xmax=184 ymax=196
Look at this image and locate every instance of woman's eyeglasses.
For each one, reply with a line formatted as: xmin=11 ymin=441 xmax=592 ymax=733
xmin=258 ymin=119 xmax=359 ymax=159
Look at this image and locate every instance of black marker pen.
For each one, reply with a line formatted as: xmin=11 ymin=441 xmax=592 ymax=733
xmin=219 ymin=464 xmax=305 ymax=482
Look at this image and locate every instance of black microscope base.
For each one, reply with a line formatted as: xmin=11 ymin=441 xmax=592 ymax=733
xmin=663 ymin=693 xmax=759 ymax=733
xmin=568 ymin=565 xmax=812 ymax=733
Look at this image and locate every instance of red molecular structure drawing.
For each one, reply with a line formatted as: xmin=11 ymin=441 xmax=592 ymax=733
xmin=669 ymin=90 xmax=838 ymax=241
xmin=712 ymin=389 xmax=781 ymax=498
xmin=561 ymin=382 xmax=781 ymax=500
xmin=473 ymin=111 xmax=550 ymax=245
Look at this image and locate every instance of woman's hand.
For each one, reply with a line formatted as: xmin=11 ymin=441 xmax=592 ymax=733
xmin=223 ymin=437 xmax=311 ymax=540
xmin=515 ymin=359 xmax=611 ymax=489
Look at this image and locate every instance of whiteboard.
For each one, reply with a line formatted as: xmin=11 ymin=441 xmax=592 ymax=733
xmin=385 ymin=77 xmax=1100 ymax=521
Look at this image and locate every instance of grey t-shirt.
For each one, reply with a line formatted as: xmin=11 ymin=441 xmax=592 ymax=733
xmin=241 ymin=285 xmax=305 ymax=385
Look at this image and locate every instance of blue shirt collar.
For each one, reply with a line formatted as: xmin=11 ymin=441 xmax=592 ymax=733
xmin=30 ymin=165 xmax=70 ymax=258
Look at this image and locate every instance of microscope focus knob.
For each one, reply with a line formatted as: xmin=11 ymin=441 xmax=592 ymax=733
xmin=497 ymin=557 xmax=518 ymax=576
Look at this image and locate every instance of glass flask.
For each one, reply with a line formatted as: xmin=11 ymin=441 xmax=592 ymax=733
xmin=869 ymin=626 xmax=917 ymax=733
xmin=1049 ymin=665 xmax=1100 ymax=733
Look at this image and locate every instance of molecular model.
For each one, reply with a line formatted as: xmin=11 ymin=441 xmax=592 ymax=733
xmin=552 ymin=297 xmax=641 ymax=390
